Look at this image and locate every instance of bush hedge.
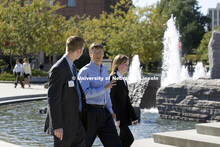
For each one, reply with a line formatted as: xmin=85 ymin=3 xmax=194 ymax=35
xmin=0 ymin=69 xmax=48 ymax=81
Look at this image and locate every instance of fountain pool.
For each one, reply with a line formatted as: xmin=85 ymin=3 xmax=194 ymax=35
xmin=0 ymin=100 xmax=199 ymax=146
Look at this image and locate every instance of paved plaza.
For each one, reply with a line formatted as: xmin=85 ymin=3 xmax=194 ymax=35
xmin=0 ymin=83 xmax=47 ymax=99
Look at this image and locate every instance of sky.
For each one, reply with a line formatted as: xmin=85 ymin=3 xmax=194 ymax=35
xmin=133 ymin=0 xmax=220 ymax=15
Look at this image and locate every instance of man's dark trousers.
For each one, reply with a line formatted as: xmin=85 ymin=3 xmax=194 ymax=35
xmin=15 ymin=72 xmax=24 ymax=88
xmin=86 ymin=104 xmax=122 ymax=147
xmin=54 ymin=117 xmax=86 ymax=147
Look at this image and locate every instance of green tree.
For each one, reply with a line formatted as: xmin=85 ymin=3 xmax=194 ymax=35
xmin=197 ymin=26 xmax=220 ymax=62
xmin=66 ymin=0 xmax=167 ymax=65
xmin=157 ymin=0 xmax=210 ymax=54
xmin=0 ymin=0 xmax=67 ymax=57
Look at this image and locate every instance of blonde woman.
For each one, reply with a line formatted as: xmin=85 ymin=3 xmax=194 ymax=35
xmin=110 ymin=54 xmax=138 ymax=147
xmin=23 ymin=58 xmax=32 ymax=88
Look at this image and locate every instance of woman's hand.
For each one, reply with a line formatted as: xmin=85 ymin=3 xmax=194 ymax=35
xmin=132 ymin=120 xmax=138 ymax=125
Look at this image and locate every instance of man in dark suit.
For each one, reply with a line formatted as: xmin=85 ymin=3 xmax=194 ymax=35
xmin=44 ymin=36 xmax=87 ymax=147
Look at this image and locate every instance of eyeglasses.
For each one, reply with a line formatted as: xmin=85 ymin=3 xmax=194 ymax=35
xmin=91 ymin=49 xmax=104 ymax=55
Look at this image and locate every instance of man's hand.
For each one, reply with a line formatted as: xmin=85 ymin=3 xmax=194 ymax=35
xmin=132 ymin=120 xmax=138 ymax=125
xmin=105 ymin=80 xmax=117 ymax=90
xmin=54 ymin=128 xmax=63 ymax=141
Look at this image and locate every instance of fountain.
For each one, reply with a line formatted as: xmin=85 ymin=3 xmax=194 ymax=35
xmin=157 ymin=29 xmax=220 ymax=122
xmin=127 ymin=54 xmax=160 ymax=109
xmin=161 ymin=15 xmax=194 ymax=87
xmin=128 ymin=55 xmax=142 ymax=84
xmin=192 ymin=62 xmax=206 ymax=80
xmin=180 ymin=66 xmax=189 ymax=81
xmin=161 ymin=15 xmax=182 ymax=87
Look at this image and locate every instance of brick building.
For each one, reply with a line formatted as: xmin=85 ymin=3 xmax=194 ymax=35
xmin=56 ymin=0 xmax=122 ymax=19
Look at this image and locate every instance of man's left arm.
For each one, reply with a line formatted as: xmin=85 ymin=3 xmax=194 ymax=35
xmin=106 ymin=93 xmax=113 ymax=114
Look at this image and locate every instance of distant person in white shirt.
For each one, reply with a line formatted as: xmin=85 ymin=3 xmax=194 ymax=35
xmin=13 ymin=59 xmax=24 ymax=88
xmin=23 ymin=58 xmax=32 ymax=88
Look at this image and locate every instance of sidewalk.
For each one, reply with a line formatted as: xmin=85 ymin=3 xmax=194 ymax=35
xmin=0 ymin=140 xmax=21 ymax=147
xmin=0 ymin=83 xmax=47 ymax=105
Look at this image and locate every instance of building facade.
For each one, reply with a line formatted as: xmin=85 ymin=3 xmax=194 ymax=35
xmin=208 ymin=3 xmax=220 ymax=29
xmin=56 ymin=0 xmax=121 ymax=19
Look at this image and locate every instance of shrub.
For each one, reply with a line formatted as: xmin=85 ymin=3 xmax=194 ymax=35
xmin=31 ymin=69 xmax=48 ymax=77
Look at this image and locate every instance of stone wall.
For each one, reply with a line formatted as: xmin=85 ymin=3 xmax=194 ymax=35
xmin=156 ymin=79 xmax=220 ymax=122
xmin=208 ymin=31 xmax=220 ymax=79
xmin=129 ymin=76 xmax=160 ymax=109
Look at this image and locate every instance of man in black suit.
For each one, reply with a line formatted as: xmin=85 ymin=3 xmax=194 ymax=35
xmin=44 ymin=36 xmax=88 ymax=147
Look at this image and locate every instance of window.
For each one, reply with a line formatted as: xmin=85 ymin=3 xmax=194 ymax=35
xmin=48 ymin=0 xmax=54 ymax=5
xmin=214 ymin=10 xmax=217 ymax=19
xmin=68 ymin=0 xmax=76 ymax=7
xmin=219 ymin=10 xmax=220 ymax=19
xmin=66 ymin=16 xmax=71 ymax=20
xmin=209 ymin=10 xmax=212 ymax=18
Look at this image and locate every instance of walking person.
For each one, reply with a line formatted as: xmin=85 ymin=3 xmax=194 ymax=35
xmin=22 ymin=58 xmax=32 ymax=88
xmin=44 ymin=36 xmax=88 ymax=147
xmin=110 ymin=54 xmax=138 ymax=147
xmin=13 ymin=59 xmax=24 ymax=88
xmin=78 ymin=43 xmax=122 ymax=147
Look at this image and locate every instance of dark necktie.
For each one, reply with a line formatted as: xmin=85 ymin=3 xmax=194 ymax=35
xmin=123 ymin=76 xmax=128 ymax=87
xmin=72 ymin=63 xmax=82 ymax=112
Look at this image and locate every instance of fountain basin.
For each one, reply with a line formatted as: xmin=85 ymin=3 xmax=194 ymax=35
xmin=0 ymin=100 xmax=198 ymax=146
xmin=157 ymin=78 xmax=220 ymax=122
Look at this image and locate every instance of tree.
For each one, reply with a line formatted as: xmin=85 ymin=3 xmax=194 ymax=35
xmin=0 ymin=0 xmax=67 ymax=57
xmin=66 ymin=0 xmax=167 ymax=65
xmin=197 ymin=26 xmax=220 ymax=63
xmin=157 ymin=0 xmax=210 ymax=54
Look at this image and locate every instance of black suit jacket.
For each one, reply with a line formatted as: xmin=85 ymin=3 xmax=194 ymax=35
xmin=110 ymin=73 xmax=137 ymax=126
xmin=44 ymin=57 xmax=87 ymax=139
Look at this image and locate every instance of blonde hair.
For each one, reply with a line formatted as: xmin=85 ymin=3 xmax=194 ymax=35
xmin=23 ymin=58 xmax=29 ymax=62
xmin=111 ymin=54 xmax=129 ymax=75
xmin=66 ymin=36 xmax=85 ymax=53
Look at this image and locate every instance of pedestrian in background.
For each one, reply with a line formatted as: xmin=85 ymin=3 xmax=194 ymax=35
xmin=13 ymin=59 xmax=24 ymax=88
xmin=23 ymin=58 xmax=32 ymax=88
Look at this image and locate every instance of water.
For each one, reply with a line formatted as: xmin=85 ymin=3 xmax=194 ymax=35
xmin=128 ymin=55 xmax=142 ymax=84
xmin=180 ymin=65 xmax=190 ymax=82
xmin=193 ymin=62 xmax=206 ymax=79
xmin=0 ymin=100 xmax=199 ymax=146
xmin=161 ymin=15 xmax=182 ymax=87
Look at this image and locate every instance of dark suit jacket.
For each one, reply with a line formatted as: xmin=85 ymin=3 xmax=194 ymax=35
xmin=44 ymin=57 xmax=87 ymax=139
xmin=110 ymin=73 xmax=137 ymax=126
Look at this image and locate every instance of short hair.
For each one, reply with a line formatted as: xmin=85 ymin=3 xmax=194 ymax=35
xmin=89 ymin=43 xmax=103 ymax=53
xmin=66 ymin=36 xmax=85 ymax=53
xmin=111 ymin=54 xmax=129 ymax=75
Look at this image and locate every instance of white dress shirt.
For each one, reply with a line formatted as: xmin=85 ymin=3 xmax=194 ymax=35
xmin=13 ymin=63 xmax=23 ymax=73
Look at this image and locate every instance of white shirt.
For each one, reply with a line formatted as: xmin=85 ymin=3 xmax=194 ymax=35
xmin=117 ymin=71 xmax=127 ymax=87
xmin=13 ymin=63 xmax=23 ymax=73
xmin=23 ymin=63 xmax=31 ymax=74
